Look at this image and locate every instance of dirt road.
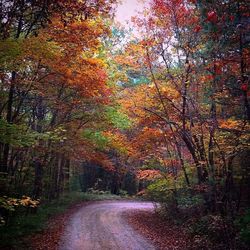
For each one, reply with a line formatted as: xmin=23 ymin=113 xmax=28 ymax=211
xmin=59 ymin=201 xmax=156 ymax=250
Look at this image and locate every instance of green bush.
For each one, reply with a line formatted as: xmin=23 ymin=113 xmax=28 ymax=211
xmin=236 ymin=209 xmax=250 ymax=246
xmin=177 ymin=192 xmax=203 ymax=209
xmin=188 ymin=214 xmax=236 ymax=249
xmin=118 ymin=189 xmax=128 ymax=197
xmin=86 ymin=188 xmax=111 ymax=195
xmin=147 ymin=179 xmax=173 ymax=203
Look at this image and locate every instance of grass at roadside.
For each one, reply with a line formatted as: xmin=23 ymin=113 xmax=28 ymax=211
xmin=0 ymin=192 xmax=122 ymax=249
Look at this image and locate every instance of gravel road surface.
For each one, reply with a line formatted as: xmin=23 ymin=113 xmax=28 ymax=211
xmin=59 ymin=201 xmax=156 ymax=250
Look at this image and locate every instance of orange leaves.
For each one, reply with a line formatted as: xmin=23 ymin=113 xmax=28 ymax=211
xmin=141 ymin=126 xmax=163 ymax=138
xmin=137 ymin=169 xmax=162 ymax=180
xmin=160 ymin=84 xmax=181 ymax=100
xmin=132 ymin=127 xmax=163 ymax=155
xmin=46 ymin=17 xmax=106 ymax=57
xmin=118 ymin=84 xmax=154 ymax=122
xmin=114 ymin=55 xmax=140 ymax=69
xmin=218 ymin=119 xmax=245 ymax=130
xmin=67 ymin=64 xmax=108 ymax=98
xmin=199 ymin=74 xmax=213 ymax=83
xmin=37 ymin=15 xmax=113 ymax=101
xmin=113 ymin=42 xmax=147 ymax=73
xmin=23 ymin=3 xmax=116 ymax=168
xmin=103 ymin=130 xmax=134 ymax=156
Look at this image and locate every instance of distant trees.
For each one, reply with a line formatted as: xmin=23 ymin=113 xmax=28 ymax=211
xmin=79 ymin=161 xmax=138 ymax=195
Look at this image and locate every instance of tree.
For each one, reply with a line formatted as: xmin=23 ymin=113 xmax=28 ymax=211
xmin=0 ymin=0 xmax=117 ymax=202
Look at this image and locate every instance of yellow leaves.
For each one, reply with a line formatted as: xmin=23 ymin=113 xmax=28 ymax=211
xmin=22 ymin=36 xmax=60 ymax=61
xmin=127 ymin=42 xmax=146 ymax=56
xmin=6 ymin=198 xmax=19 ymax=207
xmin=0 ymin=36 xmax=60 ymax=71
xmin=0 ymin=196 xmax=40 ymax=213
xmin=19 ymin=196 xmax=40 ymax=208
xmin=214 ymin=119 xmax=250 ymax=157
xmin=148 ymin=81 xmax=181 ymax=100
xmin=118 ymin=84 xmax=153 ymax=120
xmin=113 ymin=42 xmax=147 ymax=73
xmin=0 ymin=39 xmax=23 ymax=70
xmin=160 ymin=85 xmax=180 ymax=99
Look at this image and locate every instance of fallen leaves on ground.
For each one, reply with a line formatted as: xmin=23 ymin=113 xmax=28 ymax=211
xmin=125 ymin=210 xmax=192 ymax=250
xmin=26 ymin=202 xmax=92 ymax=250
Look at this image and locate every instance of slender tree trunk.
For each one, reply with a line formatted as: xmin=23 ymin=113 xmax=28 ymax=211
xmin=1 ymin=72 xmax=16 ymax=173
xmin=32 ymin=96 xmax=44 ymax=198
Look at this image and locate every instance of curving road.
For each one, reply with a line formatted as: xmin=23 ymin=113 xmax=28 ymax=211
xmin=59 ymin=201 xmax=156 ymax=250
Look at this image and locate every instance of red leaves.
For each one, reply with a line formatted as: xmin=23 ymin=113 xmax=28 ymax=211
xmin=229 ymin=15 xmax=235 ymax=22
xmin=194 ymin=25 xmax=201 ymax=33
xmin=207 ymin=10 xmax=218 ymax=23
xmin=214 ymin=62 xmax=222 ymax=75
xmin=241 ymin=83 xmax=248 ymax=92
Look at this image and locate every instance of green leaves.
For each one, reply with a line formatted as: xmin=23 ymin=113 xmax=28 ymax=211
xmin=0 ymin=37 xmax=59 ymax=72
xmin=0 ymin=39 xmax=22 ymax=70
xmin=0 ymin=119 xmax=38 ymax=147
xmin=0 ymin=119 xmax=67 ymax=147
xmin=82 ymin=129 xmax=110 ymax=150
xmin=236 ymin=209 xmax=250 ymax=245
xmin=105 ymin=106 xmax=132 ymax=130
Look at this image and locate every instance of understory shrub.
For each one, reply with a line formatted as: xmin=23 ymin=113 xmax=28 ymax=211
xmin=188 ymin=214 xmax=237 ymax=249
xmin=146 ymin=178 xmax=249 ymax=249
xmin=235 ymin=208 xmax=250 ymax=248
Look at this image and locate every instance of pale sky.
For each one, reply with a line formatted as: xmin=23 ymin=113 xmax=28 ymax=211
xmin=115 ymin=0 xmax=147 ymax=25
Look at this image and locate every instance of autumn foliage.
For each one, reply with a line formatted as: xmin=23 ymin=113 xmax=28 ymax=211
xmin=0 ymin=0 xmax=250 ymax=248
xmin=0 ymin=0 xmax=119 ymax=224
xmin=112 ymin=0 xmax=249 ymax=248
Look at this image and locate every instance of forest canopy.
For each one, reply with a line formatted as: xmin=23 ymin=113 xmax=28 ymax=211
xmin=0 ymin=0 xmax=249 ymax=249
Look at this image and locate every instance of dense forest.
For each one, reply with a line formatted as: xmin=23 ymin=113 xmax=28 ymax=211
xmin=0 ymin=0 xmax=249 ymax=249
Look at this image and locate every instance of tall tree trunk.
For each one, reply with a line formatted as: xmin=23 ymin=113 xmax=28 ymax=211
xmin=32 ymin=96 xmax=44 ymax=198
xmin=1 ymin=72 xmax=16 ymax=173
